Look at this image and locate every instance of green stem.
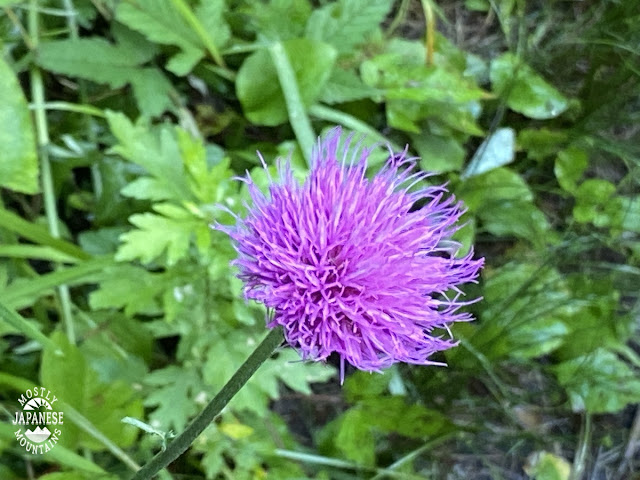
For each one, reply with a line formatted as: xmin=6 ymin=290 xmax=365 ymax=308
xmin=570 ymin=413 xmax=592 ymax=480
xmin=28 ymin=0 xmax=76 ymax=344
xmin=421 ymin=0 xmax=435 ymax=66
xmin=131 ymin=328 xmax=284 ymax=480
xmin=269 ymin=42 xmax=315 ymax=167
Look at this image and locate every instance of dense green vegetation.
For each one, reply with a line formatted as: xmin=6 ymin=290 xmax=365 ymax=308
xmin=0 ymin=0 xmax=638 ymax=478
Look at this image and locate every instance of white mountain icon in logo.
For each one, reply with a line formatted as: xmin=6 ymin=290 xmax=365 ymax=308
xmin=25 ymin=426 xmax=51 ymax=443
xmin=23 ymin=397 xmax=52 ymax=410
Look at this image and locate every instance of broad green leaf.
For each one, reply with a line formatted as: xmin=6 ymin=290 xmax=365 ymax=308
xmin=40 ymin=331 xmax=143 ymax=450
xmin=237 ymin=38 xmax=337 ymax=125
xmin=332 ymin=397 xmax=451 ymax=466
xmin=412 ymin=132 xmax=466 ymax=173
xmin=38 ymin=38 xmax=171 ymax=116
xmin=305 ymin=0 xmax=394 ymax=54
xmin=38 ymin=38 xmax=146 ymax=88
xmin=553 ymin=349 xmax=640 ymax=413
xmin=319 ymin=68 xmax=380 ymax=104
xmin=459 ymin=167 xmax=551 ymax=245
xmin=462 ymin=127 xmax=515 ymax=178
xmin=555 ymin=146 xmax=588 ymax=193
xmin=491 ymin=53 xmax=568 ymax=119
xmin=0 ymin=57 xmax=38 ymax=194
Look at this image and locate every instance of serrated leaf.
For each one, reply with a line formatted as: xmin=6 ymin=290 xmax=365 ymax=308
xmin=0 ymin=57 xmax=38 ymax=194
xmin=144 ymin=366 xmax=202 ymax=431
xmin=203 ymin=331 xmax=334 ymax=415
xmin=116 ymin=0 xmax=228 ymax=76
xmin=116 ymin=209 xmax=206 ymax=265
xmin=130 ymin=69 xmax=174 ymax=117
xmin=89 ymin=265 xmax=164 ymax=316
xmin=38 ymin=38 xmax=172 ymax=116
xmin=195 ymin=0 xmax=231 ymax=51
xmin=106 ymin=111 xmax=192 ymax=202
xmin=305 ymin=0 xmax=393 ymax=54
xmin=491 ymin=53 xmax=568 ymax=119
xmin=237 ymin=38 xmax=337 ymax=126
xmin=38 ymin=38 xmax=143 ymax=88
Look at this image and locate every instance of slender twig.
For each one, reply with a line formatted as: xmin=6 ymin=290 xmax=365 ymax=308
xmin=131 ymin=328 xmax=284 ymax=480
xmin=28 ymin=0 xmax=76 ymax=344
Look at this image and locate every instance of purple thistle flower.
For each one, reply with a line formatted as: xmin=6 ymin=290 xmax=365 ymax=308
xmin=219 ymin=127 xmax=483 ymax=382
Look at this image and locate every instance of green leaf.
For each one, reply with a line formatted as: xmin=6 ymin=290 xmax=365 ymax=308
xmin=116 ymin=207 xmax=208 ymax=266
xmin=553 ymin=349 xmax=640 ymax=413
xmin=462 ymin=127 xmax=515 ymax=178
xmin=40 ymin=331 xmax=143 ymax=450
xmin=106 ymin=111 xmax=192 ymax=201
xmin=572 ymin=179 xmax=617 ymax=227
xmin=237 ymin=38 xmax=337 ymax=126
xmin=203 ymin=331 xmax=334 ymax=415
xmin=115 ymin=0 xmax=203 ymax=75
xmin=38 ymin=38 xmax=145 ymax=88
xmin=491 ymin=53 xmax=568 ymax=119
xmin=0 ymin=57 xmax=38 ymax=194
xmin=333 ymin=397 xmax=450 ymax=465
xmin=555 ymin=146 xmax=588 ymax=193
xmin=459 ymin=168 xmax=551 ymax=245
xmin=524 ymin=451 xmax=571 ymax=480
xmin=144 ymin=366 xmax=202 ymax=431
xmin=89 ymin=265 xmax=164 ymax=316
xmin=305 ymin=0 xmax=394 ymax=54
xmin=318 ymin=68 xmax=380 ymax=104
xmin=129 ymin=69 xmax=174 ymax=117
xmin=195 ymin=0 xmax=231 ymax=51
xmin=412 ymin=132 xmax=466 ymax=173
xmin=248 ymin=0 xmax=312 ymax=40
xmin=38 ymin=38 xmax=172 ymax=116
xmin=518 ymin=128 xmax=567 ymax=161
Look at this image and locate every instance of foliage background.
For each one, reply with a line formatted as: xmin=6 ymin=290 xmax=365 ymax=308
xmin=0 ymin=0 xmax=639 ymax=479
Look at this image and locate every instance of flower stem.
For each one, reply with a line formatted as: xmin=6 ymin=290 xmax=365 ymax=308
xmin=28 ymin=0 xmax=76 ymax=344
xmin=131 ymin=327 xmax=284 ymax=480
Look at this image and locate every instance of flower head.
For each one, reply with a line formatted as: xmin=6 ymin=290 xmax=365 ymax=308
xmin=220 ymin=128 xmax=483 ymax=381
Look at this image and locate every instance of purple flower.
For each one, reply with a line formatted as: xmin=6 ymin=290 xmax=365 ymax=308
xmin=219 ymin=128 xmax=483 ymax=381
